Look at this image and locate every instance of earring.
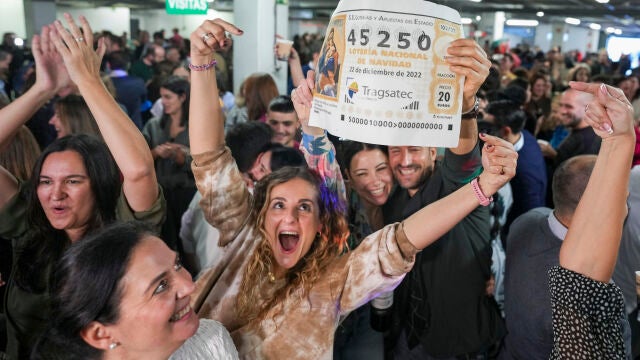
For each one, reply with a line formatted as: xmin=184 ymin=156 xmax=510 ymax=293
xmin=109 ymin=342 xmax=119 ymax=350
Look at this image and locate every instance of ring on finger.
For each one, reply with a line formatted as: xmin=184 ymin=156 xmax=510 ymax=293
xmin=201 ymin=32 xmax=213 ymax=42
xmin=75 ymin=36 xmax=84 ymax=42
xmin=584 ymin=103 xmax=589 ymax=113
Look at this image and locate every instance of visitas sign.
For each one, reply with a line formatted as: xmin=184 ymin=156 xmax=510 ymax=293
xmin=166 ymin=0 xmax=208 ymax=15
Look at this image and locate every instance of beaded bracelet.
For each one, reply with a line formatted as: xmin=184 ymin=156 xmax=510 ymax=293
xmin=188 ymin=59 xmax=217 ymax=71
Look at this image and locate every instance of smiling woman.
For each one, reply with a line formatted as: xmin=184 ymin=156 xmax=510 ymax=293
xmin=0 ymin=15 xmax=165 ymax=358
xmin=187 ymin=18 xmax=517 ymax=359
xmin=31 ymin=221 xmax=238 ymax=359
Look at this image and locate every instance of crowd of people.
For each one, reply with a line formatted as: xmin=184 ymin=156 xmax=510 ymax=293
xmin=0 ymin=10 xmax=637 ymax=360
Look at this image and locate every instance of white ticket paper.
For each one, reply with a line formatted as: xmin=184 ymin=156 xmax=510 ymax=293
xmin=309 ymin=0 xmax=464 ymax=147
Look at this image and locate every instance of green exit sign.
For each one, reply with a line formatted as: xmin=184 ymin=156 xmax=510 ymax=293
xmin=166 ymin=0 xmax=208 ymax=15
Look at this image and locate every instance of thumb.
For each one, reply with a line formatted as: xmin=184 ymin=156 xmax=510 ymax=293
xmin=306 ymin=70 xmax=316 ymax=91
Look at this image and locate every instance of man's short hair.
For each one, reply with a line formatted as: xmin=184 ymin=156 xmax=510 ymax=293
xmin=225 ymin=122 xmax=273 ymax=173
xmin=106 ymin=50 xmax=130 ymax=71
xmin=552 ymin=155 xmax=597 ymax=217
xmin=268 ymin=95 xmax=295 ymax=114
xmin=486 ymin=99 xmax=526 ymax=134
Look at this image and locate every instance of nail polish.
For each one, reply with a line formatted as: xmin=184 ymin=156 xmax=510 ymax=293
xmin=600 ymin=83 xmax=609 ymax=96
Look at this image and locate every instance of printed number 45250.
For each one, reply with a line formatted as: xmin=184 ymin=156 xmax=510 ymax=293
xmin=347 ymin=29 xmax=431 ymax=51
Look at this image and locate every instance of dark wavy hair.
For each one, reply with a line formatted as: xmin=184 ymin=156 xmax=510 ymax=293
xmin=237 ymin=166 xmax=349 ymax=322
xmin=160 ymin=76 xmax=190 ymax=128
xmin=14 ymin=134 xmax=121 ymax=293
xmin=31 ymin=221 xmax=153 ymax=359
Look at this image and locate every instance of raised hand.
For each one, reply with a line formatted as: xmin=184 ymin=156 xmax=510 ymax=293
xmin=49 ymin=14 xmax=105 ymax=87
xmin=190 ymin=19 xmax=242 ymax=60
xmin=446 ymin=39 xmax=491 ymax=112
xmin=291 ymin=70 xmax=323 ymax=135
xmin=31 ymin=25 xmax=71 ymax=95
xmin=569 ymin=81 xmax=635 ymax=141
xmin=478 ymin=133 xmax=518 ymax=196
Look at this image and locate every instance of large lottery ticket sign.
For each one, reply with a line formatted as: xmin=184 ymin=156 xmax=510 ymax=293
xmin=309 ymin=0 xmax=464 ymax=147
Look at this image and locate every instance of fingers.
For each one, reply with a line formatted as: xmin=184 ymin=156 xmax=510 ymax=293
xmin=52 ymin=19 xmax=80 ymax=54
xmin=31 ymin=34 xmax=42 ymax=61
xmin=569 ymin=81 xmax=629 ymax=106
xmin=78 ymin=15 xmax=94 ymax=46
xmin=63 ymin=13 xmax=83 ymax=41
xmin=305 ymin=70 xmax=316 ymax=94
xmin=583 ymin=99 xmax=613 ymax=134
xmin=480 ymin=133 xmax=518 ymax=176
xmin=96 ymin=37 xmax=106 ymax=61
xmin=201 ymin=18 xmax=243 ymax=48
xmin=446 ymin=40 xmax=490 ymax=95
xmin=49 ymin=24 xmax=71 ymax=58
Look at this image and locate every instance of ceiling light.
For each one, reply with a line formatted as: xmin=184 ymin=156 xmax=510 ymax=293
xmin=505 ymin=19 xmax=539 ymax=27
xmin=469 ymin=0 xmax=482 ymax=2
xmin=461 ymin=18 xmax=473 ymax=24
xmin=606 ymin=27 xmax=616 ymax=33
xmin=536 ymin=11 xmax=544 ymax=17
xmin=589 ymin=23 xmax=601 ymax=30
xmin=565 ymin=17 xmax=581 ymax=25
xmin=476 ymin=16 xmax=482 ymax=21
xmin=614 ymin=29 xmax=622 ymax=35
xmin=595 ymin=0 xmax=609 ymax=3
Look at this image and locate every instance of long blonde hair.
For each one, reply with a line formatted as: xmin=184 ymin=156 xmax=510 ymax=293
xmin=237 ymin=166 xmax=349 ymax=324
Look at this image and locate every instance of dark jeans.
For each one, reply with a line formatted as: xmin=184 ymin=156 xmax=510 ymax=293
xmin=334 ymin=304 xmax=384 ymax=360
xmin=393 ymin=330 xmax=490 ymax=360
xmin=630 ymin=308 xmax=640 ymax=359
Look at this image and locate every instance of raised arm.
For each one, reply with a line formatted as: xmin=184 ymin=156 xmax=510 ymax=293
xmin=0 ymin=26 xmax=71 ymax=208
xmin=403 ymin=134 xmax=517 ymax=250
xmin=188 ymin=19 xmax=243 ymax=155
xmin=50 ymin=14 xmax=157 ymax=211
xmin=291 ymin=70 xmax=346 ymax=201
xmin=558 ymin=82 xmax=635 ymax=283
xmin=445 ymin=39 xmax=490 ymax=155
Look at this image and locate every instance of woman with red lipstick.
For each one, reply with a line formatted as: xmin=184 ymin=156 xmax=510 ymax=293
xmin=188 ymin=19 xmax=517 ymax=359
xmin=0 ymin=16 xmax=164 ymax=358
xmin=31 ymin=221 xmax=238 ymax=359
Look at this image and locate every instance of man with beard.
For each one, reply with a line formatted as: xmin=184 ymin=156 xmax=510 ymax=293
xmin=538 ymin=88 xmax=601 ymax=167
xmin=384 ymin=40 xmax=505 ymax=359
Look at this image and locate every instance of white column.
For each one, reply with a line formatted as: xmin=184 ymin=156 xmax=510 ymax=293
xmin=233 ymin=0 xmax=289 ymax=95
xmin=586 ymin=28 xmax=600 ymax=53
xmin=27 ymin=1 xmax=57 ymax=40
xmin=0 ymin=0 xmax=27 ymax=39
xmin=493 ymin=11 xmax=505 ymax=42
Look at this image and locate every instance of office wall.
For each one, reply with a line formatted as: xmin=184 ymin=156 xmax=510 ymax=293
xmin=56 ymin=6 xmax=130 ymax=35
xmin=0 ymin=0 xmax=26 ymax=39
xmin=131 ymin=9 xmax=233 ymax=36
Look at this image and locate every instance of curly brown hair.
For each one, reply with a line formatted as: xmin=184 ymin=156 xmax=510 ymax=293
xmin=237 ymin=166 xmax=349 ymax=323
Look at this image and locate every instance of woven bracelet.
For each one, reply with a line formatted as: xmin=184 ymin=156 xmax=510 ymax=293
xmin=188 ymin=59 xmax=217 ymax=71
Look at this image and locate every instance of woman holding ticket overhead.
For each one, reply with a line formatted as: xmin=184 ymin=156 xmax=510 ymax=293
xmin=187 ymin=19 xmax=516 ymax=359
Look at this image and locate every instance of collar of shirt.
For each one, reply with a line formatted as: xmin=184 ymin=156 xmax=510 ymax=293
xmin=110 ymin=69 xmax=128 ymax=78
xmin=513 ymin=132 xmax=524 ymax=152
xmin=547 ymin=210 xmax=568 ymax=240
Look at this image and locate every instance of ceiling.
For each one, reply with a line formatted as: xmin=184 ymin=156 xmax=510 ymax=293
xmin=51 ymin=0 xmax=640 ymax=35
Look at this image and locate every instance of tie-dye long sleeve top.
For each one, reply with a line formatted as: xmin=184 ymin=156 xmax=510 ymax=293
xmin=190 ymin=146 xmax=417 ymax=359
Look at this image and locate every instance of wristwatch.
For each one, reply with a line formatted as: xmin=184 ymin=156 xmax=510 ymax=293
xmin=461 ymin=96 xmax=480 ymax=120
